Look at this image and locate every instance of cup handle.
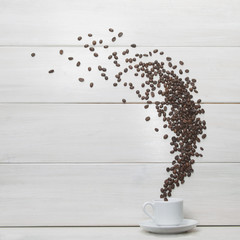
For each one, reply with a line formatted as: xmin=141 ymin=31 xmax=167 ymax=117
xmin=143 ymin=202 xmax=154 ymax=221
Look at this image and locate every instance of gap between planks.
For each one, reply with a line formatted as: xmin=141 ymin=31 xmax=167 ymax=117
xmin=0 ymin=102 xmax=239 ymax=104
xmin=0 ymin=225 xmax=239 ymax=228
xmin=0 ymin=45 xmax=240 ymax=48
xmin=0 ymin=162 xmax=238 ymax=165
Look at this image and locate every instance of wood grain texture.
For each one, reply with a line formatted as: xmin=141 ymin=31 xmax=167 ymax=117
xmin=0 ymin=163 xmax=239 ymax=226
xmin=0 ymin=0 xmax=239 ymax=46
xmin=0 ymin=47 xmax=239 ymax=102
xmin=0 ymin=104 xmax=239 ymax=163
xmin=0 ymin=227 xmax=240 ymax=240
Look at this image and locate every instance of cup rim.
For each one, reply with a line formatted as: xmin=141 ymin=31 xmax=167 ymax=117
xmin=153 ymin=198 xmax=183 ymax=203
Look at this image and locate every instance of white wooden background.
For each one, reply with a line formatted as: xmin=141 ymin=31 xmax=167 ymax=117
xmin=0 ymin=0 xmax=240 ymax=239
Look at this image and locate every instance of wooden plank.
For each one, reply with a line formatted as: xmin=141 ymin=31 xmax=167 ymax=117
xmin=0 ymin=0 xmax=239 ymax=46
xmin=0 ymin=47 xmax=240 ymax=103
xmin=0 ymin=104 xmax=239 ymax=163
xmin=0 ymin=227 xmax=240 ymax=240
xmin=0 ymin=163 xmax=239 ymax=226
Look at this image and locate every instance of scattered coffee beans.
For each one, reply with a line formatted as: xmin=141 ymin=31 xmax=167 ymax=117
xmin=33 ymin=29 xmax=207 ymax=202
xmin=48 ymin=69 xmax=54 ymax=73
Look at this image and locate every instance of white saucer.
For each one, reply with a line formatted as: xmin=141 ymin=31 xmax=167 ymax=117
xmin=140 ymin=219 xmax=198 ymax=234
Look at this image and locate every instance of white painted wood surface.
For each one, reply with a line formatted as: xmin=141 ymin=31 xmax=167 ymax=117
xmin=0 ymin=47 xmax=239 ymax=102
xmin=0 ymin=163 xmax=239 ymax=226
xmin=0 ymin=0 xmax=239 ymax=46
xmin=0 ymin=0 xmax=240 ymax=235
xmin=0 ymin=227 xmax=240 ymax=240
xmin=0 ymin=104 xmax=239 ymax=163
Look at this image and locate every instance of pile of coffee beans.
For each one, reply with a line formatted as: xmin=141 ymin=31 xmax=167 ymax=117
xmin=30 ymin=28 xmax=207 ymax=201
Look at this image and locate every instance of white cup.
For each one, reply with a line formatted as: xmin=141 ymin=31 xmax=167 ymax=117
xmin=143 ymin=198 xmax=183 ymax=226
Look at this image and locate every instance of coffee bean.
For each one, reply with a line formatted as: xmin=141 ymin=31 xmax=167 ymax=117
xmin=153 ymin=49 xmax=158 ymax=53
xmin=113 ymin=83 xmax=118 ymax=87
xmin=84 ymin=44 xmax=89 ymax=48
xmin=88 ymin=67 xmax=92 ymax=71
xmin=94 ymin=53 xmax=98 ymax=57
xmin=155 ymin=128 xmax=159 ymax=132
xmin=200 ymin=147 xmax=204 ymax=151
xmin=131 ymin=44 xmax=136 ymax=48
xmin=124 ymin=82 xmax=127 ymax=87
xmin=112 ymin=37 xmax=116 ymax=42
xmin=89 ymin=47 xmax=95 ymax=52
xmin=104 ymin=45 xmax=109 ymax=49
xmin=166 ymin=57 xmax=172 ymax=61
xmin=48 ymin=69 xmax=54 ymax=73
xmin=109 ymin=28 xmax=114 ymax=32
xmin=122 ymin=99 xmax=126 ymax=103
xmin=202 ymin=134 xmax=207 ymax=139
xmin=90 ymin=82 xmax=94 ymax=88
xmin=99 ymin=39 xmax=103 ymax=44
xmin=160 ymin=51 xmax=164 ymax=55
xmin=68 ymin=57 xmax=73 ymax=61
xmin=77 ymin=36 xmax=82 ymax=41
xmin=88 ymin=33 xmax=93 ymax=37
xmin=145 ymin=116 xmax=150 ymax=121
xmin=163 ymin=134 xmax=168 ymax=139
xmin=179 ymin=61 xmax=184 ymax=65
xmin=31 ymin=53 xmax=35 ymax=57
xmin=118 ymin=32 xmax=123 ymax=37
xmin=76 ymin=61 xmax=81 ymax=67
xmin=78 ymin=78 xmax=84 ymax=82
xmin=59 ymin=50 xmax=64 ymax=55
xmin=185 ymin=69 xmax=189 ymax=73
xmin=92 ymin=40 xmax=97 ymax=45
